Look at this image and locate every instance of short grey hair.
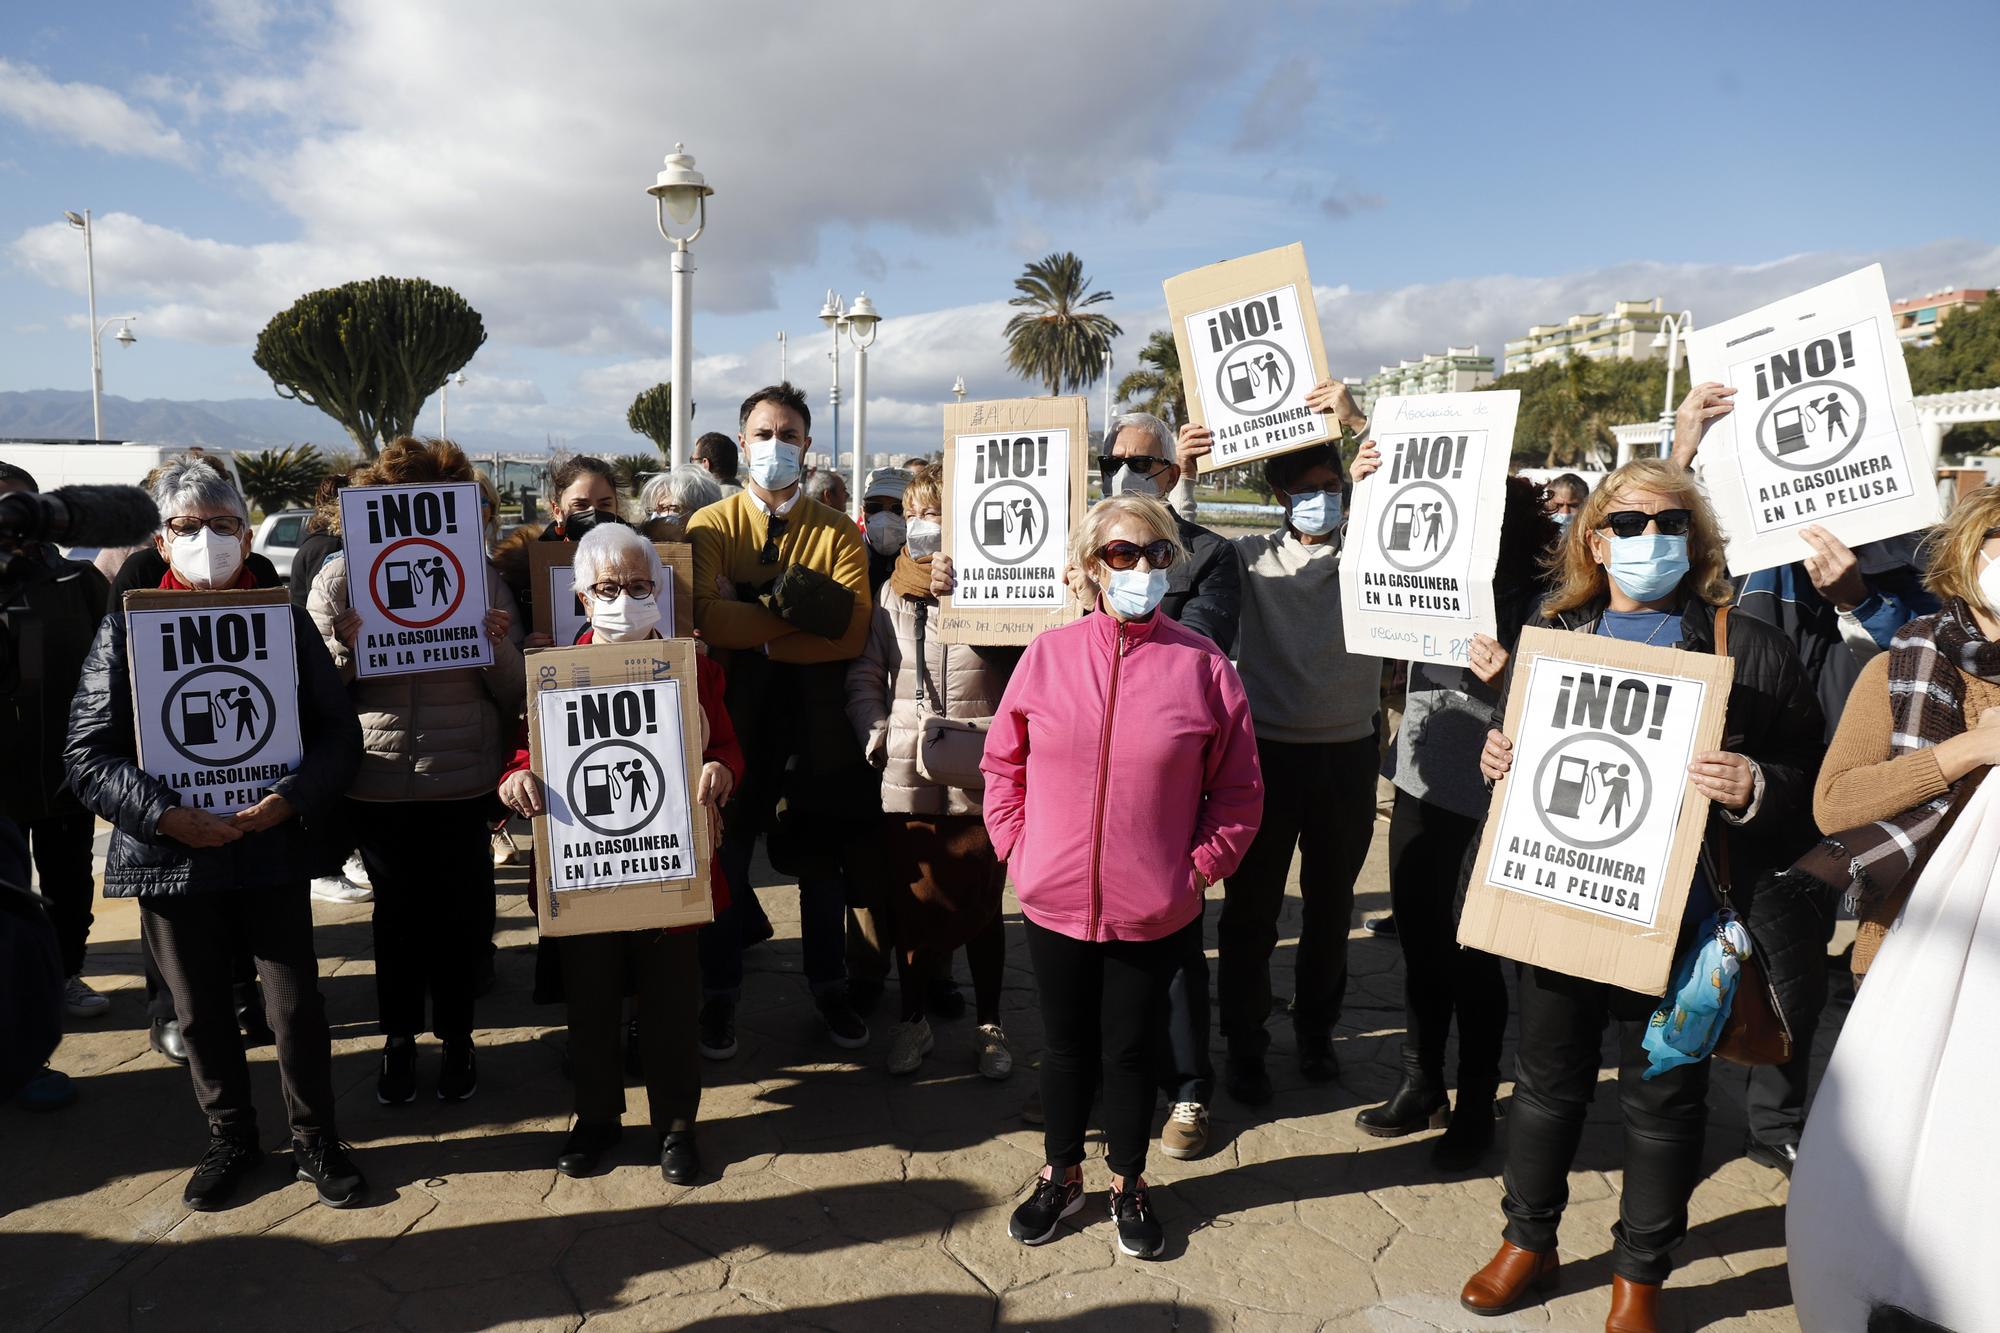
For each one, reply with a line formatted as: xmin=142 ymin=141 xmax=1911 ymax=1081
xmin=151 ymin=455 xmax=246 ymax=525
xmin=572 ymin=522 xmax=662 ymax=590
xmin=802 ymin=469 xmax=847 ymax=504
xmin=639 ymin=465 xmax=722 ymax=518
xmin=1106 ymin=412 xmax=1175 ymax=463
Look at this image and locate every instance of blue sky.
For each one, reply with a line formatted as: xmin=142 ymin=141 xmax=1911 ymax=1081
xmin=4 ymin=0 xmax=1997 ymax=458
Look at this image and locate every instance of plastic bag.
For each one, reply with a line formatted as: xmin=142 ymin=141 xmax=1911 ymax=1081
xmin=1639 ymin=910 xmax=1750 ymax=1079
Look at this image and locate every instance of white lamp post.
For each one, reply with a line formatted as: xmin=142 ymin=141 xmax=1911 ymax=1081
xmin=439 ymin=372 xmax=466 ymax=439
xmin=1103 ymin=347 xmax=1113 ymax=441
xmin=819 ymin=291 xmax=846 ymax=477
xmin=777 ymin=330 xmax=787 ymax=382
xmin=952 ymin=375 xmax=966 ymax=404
xmin=646 ymin=144 xmax=713 ymax=471
xmin=1650 ymin=310 xmax=1695 ymax=460
xmin=843 ymin=292 xmax=881 ymax=505
xmin=64 ymin=209 xmax=122 ymax=440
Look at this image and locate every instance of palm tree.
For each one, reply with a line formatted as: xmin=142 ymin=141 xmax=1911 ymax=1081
xmin=610 ymin=454 xmax=656 ymax=497
xmin=1004 ymin=252 xmax=1121 ymax=396
xmin=234 ymin=444 xmax=328 ymax=514
xmin=1115 ymin=329 xmax=1187 ymax=425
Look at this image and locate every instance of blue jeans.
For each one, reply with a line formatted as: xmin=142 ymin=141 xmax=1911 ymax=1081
xmin=698 ymin=823 xmax=849 ymax=1000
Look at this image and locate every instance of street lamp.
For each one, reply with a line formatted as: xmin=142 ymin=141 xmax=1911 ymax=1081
xmin=65 ymin=209 xmax=122 ymax=440
xmin=440 ymin=372 xmax=466 ymax=439
xmin=1650 ymin=310 xmax=1695 ymax=460
xmin=1103 ymin=347 xmax=1113 ymax=442
xmin=843 ymin=292 xmax=882 ymax=505
xmin=952 ymin=375 xmax=966 ymax=404
xmin=646 ymin=143 xmax=713 ymax=470
xmin=820 ymin=290 xmax=847 ymax=477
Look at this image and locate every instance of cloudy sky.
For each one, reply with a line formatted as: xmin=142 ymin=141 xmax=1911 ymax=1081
xmin=4 ymin=0 xmax=1997 ymax=459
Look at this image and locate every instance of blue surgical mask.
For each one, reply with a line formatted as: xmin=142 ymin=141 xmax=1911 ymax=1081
xmin=1551 ymin=511 xmax=1573 ymax=530
xmin=747 ymin=439 xmax=803 ymax=490
xmin=1287 ymin=489 xmax=1342 ymax=537
xmin=1103 ymin=567 xmax=1168 ymax=619
xmin=1606 ymin=533 xmax=1690 ymax=602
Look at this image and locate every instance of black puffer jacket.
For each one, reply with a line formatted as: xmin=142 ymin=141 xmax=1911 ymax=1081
xmin=1164 ymin=511 xmax=1242 ymax=653
xmin=64 ymin=603 xmax=362 ymax=898
xmin=0 ymin=546 xmax=107 ymax=822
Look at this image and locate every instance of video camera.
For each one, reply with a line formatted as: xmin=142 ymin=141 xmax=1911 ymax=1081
xmin=0 ymin=483 xmax=160 ymax=590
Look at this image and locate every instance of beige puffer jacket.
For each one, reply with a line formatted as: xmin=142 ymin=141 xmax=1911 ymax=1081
xmin=308 ymin=553 xmax=527 ymax=802
xmin=845 ymin=586 xmax=1012 ymax=817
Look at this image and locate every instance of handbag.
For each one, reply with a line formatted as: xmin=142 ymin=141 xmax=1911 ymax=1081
xmin=910 ymin=601 xmax=991 ymax=790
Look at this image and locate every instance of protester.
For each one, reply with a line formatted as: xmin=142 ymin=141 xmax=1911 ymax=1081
xmin=65 ymin=456 xmax=366 ymax=1210
xmin=514 ymin=456 xmax=626 ymax=648
xmin=694 ymin=432 xmax=743 ymax=498
xmin=291 ymin=474 xmax=348 ymax=613
xmin=986 ymin=493 xmax=1262 ymax=1260
xmin=1363 ymin=475 xmax=1555 ymax=1169
xmin=860 ymin=467 xmax=911 ymax=592
xmin=844 ymin=464 xmax=1013 ymax=1079
xmin=640 ymin=465 xmax=723 ymax=538
xmin=1461 ymin=457 xmax=1821 ymax=1330
xmin=1543 ymin=473 xmax=1589 ymax=528
xmin=687 ymin=383 xmax=874 ymax=1057
xmin=308 ymin=437 xmax=526 ymax=1106
xmin=803 ymin=466 xmax=851 ymax=516
xmin=497 ymin=524 xmax=738 ymax=1184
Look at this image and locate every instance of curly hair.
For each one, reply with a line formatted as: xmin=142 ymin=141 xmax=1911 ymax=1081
xmin=903 ymin=463 xmax=941 ymax=516
xmin=1539 ymin=457 xmax=1733 ymax=618
xmin=331 ymin=438 xmax=475 ymax=534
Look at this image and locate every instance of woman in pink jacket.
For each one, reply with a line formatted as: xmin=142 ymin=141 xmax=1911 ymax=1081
xmin=983 ymin=494 xmax=1263 ymax=1261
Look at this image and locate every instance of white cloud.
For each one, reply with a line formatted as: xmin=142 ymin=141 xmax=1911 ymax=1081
xmin=0 ymin=59 xmax=190 ymax=163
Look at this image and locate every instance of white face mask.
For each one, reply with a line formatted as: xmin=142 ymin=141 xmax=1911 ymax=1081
xmin=746 ymin=440 xmax=804 ymax=491
xmin=590 ymin=592 xmax=661 ymax=643
xmin=866 ymin=511 xmax=906 ymax=556
xmin=905 ymin=518 xmax=942 ymax=559
xmin=169 ymin=526 xmax=243 ymax=589
xmin=1107 ymin=464 xmax=1162 ymax=499
xmin=1980 ymin=551 xmax=2000 ymax=614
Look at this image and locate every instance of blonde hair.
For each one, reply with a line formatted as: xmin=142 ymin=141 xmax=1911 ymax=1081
xmin=904 ymin=463 xmax=941 ymax=517
xmin=1541 ymin=457 xmax=1733 ymax=618
xmin=1068 ymin=494 xmax=1184 ymax=597
xmin=1923 ymin=485 xmax=2000 ymax=614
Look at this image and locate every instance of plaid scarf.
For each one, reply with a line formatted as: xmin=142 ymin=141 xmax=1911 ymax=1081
xmin=1798 ymin=599 xmax=2000 ymax=912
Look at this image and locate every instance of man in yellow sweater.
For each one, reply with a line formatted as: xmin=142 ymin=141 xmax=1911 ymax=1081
xmin=688 ymin=383 xmax=874 ymax=1058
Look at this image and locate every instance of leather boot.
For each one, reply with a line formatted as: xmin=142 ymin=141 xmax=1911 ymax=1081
xmin=1356 ymin=1056 xmax=1448 ymax=1137
xmin=1460 ymin=1240 xmax=1559 ymax=1316
xmin=1604 ymin=1275 xmax=1661 ymax=1332
xmin=1431 ymin=1082 xmax=1498 ymax=1171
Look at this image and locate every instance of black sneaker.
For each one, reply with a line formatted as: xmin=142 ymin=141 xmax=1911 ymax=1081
xmin=1224 ymin=1054 xmax=1273 ymax=1106
xmin=698 ymin=997 xmax=738 ymax=1061
xmin=437 ymin=1040 xmax=478 ymax=1101
xmin=377 ymin=1038 xmax=417 ymax=1105
xmin=1110 ymin=1181 xmax=1165 ymax=1258
xmin=1297 ymin=1029 xmax=1339 ymax=1083
xmin=184 ymin=1133 xmax=261 ymax=1210
xmin=293 ymin=1138 xmax=365 ymax=1207
xmin=925 ymin=977 xmax=967 ymax=1022
xmin=816 ymin=992 xmax=870 ymax=1050
xmin=1008 ymin=1170 xmax=1084 ymax=1245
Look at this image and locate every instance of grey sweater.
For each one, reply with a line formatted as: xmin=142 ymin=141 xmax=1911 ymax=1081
xmin=1382 ymin=661 xmax=1499 ymax=820
xmin=1231 ymin=528 xmax=1380 ymax=745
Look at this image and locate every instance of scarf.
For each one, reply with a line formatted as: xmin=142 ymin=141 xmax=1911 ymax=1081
xmin=158 ymin=565 xmax=256 ymax=592
xmin=889 ymin=551 xmax=934 ymax=602
xmin=1798 ymin=599 xmax=2000 ymax=913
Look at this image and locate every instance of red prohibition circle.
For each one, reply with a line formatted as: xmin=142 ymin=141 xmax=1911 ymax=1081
xmin=368 ymin=536 xmax=469 ymax=629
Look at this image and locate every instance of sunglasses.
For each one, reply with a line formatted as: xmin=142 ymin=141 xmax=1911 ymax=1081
xmin=1098 ymin=456 xmax=1171 ymax=480
xmin=1599 ymin=508 xmax=1692 ymax=539
xmin=1096 ymin=538 xmax=1175 ymax=571
xmin=164 ymin=515 xmax=245 ymax=538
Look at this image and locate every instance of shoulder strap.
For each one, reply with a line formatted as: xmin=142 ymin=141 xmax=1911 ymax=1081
xmin=912 ymin=600 xmax=941 ymax=712
xmin=1714 ymin=604 xmax=1730 ymax=659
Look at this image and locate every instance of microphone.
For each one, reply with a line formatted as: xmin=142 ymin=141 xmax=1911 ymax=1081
xmin=0 ymin=485 xmax=162 ymax=549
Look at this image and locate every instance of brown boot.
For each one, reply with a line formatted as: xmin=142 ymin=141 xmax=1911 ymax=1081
xmin=1605 ymin=1275 xmax=1662 ymax=1332
xmin=1460 ymin=1240 xmax=1560 ymax=1316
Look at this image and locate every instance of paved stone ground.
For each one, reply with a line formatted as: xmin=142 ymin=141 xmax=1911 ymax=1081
xmin=1 ymin=810 xmax=1828 ymax=1331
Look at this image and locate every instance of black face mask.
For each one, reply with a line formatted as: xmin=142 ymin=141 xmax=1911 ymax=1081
xmin=560 ymin=508 xmax=628 ymax=542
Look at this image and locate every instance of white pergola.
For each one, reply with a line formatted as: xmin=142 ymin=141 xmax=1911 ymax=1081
xmin=1608 ymin=387 xmax=2000 ymax=467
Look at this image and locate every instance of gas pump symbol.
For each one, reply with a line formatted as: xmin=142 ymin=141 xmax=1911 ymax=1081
xmin=982 ymin=501 xmax=1008 ymax=548
xmin=180 ymin=691 xmax=221 ymax=747
xmin=1772 ymin=406 xmax=1809 ymax=456
xmin=1226 ymin=361 xmax=1256 ymax=406
xmin=1387 ymin=502 xmax=1417 ymax=551
xmin=580 ymin=763 xmax=618 ymax=818
xmin=1547 ymin=755 xmax=1591 ymax=819
xmin=385 ymin=560 xmax=418 ymax=609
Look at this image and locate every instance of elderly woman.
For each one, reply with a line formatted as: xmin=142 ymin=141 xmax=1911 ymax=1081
xmin=497 ymin=524 xmax=739 ymax=1184
xmin=639 ymin=464 xmax=723 ymax=541
xmin=1462 ymin=458 xmax=1822 ymax=1332
xmin=845 ymin=465 xmax=1013 ymax=1079
xmin=308 ymin=437 xmax=525 ymax=1108
xmin=984 ymin=494 xmax=1263 ymax=1260
xmin=65 ymin=457 xmax=365 ymax=1211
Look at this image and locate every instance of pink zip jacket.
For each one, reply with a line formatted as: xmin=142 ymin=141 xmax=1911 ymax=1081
xmin=981 ymin=607 xmax=1264 ymax=943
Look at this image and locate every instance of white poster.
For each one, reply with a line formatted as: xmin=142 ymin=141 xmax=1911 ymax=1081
xmin=128 ymin=597 xmax=303 ymax=815
xmin=536 ymin=679 xmax=695 ymax=892
xmin=1180 ymin=283 xmax=1326 ymax=468
xmin=1341 ymin=390 xmax=1518 ymax=665
xmin=338 ymin=481 xmax=494 ymax=677
xmin=1686 ymin=264 xmax=1938 ymax=575
xmin=549 ymin=565 xmax=676 ymax=648
xmin=948 ymin=428 xmax=1071 ymax=608
xmin=1486 ymin=653 xmax=1710 ymax=929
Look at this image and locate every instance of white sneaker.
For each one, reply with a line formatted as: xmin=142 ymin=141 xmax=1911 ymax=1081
xmin=491 ymin=828 xmax=520 ymax=867
xmin=975 ymin=1023 xmax=1014 ymax=1080
xmin=342 ymin=855 xmax=373 ymax=888
xmin=1160 ymin=1101 xmax=1210 ymax=1160
xmin=885 ymin=1018 xmax=934 ymax=1075
xmin=64 ymin=975 xmax=110 ymax=1018
xmin=311 ymin=875 xmax=373 ymax=904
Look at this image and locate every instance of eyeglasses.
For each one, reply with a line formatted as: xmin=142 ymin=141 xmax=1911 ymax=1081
xmin=164 ymin=515 xmax=245 ymax=538
xmin=1098 ymin=456 xmax=1171 ymax=481
xmin=1096 ymin=538 xmax=1175 ymax=571
xmin=585 ymin=579 xmax=656 ymax=602
xmin=759 ymin=514 xmax=789 ymax=565
xmin=1599 ymin=508 xmax=1693 ymax=539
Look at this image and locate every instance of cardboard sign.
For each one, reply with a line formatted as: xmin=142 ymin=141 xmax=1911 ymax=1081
xmin=529 ymin=541 xmax=696 ymax=645
xmin=937 ymin=396 xmax=1089 ymax=645
xmin=1687 ymin=264 xmax=1939 ymax=575
xmin=1341 ymin=390 xmax=1519 ymax=665
xmin=1165 ymin=242 xmax=1334 ymax=474
xmin=1459 ymin=627 xmax=1733 ymax=994
xmin=527 ymin=638 xmax=714 ymax=937
xmin=124 ymin=588 xmax=302 ymax=816
xmin=338 ymin=481 xmax=493 ymax=677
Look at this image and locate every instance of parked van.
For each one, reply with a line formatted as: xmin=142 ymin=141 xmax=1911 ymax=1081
xmin=0 ymin=439 xmax=242 ymax=493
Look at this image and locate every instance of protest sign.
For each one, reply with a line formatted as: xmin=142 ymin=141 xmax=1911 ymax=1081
xmin=338 ymin=481 xmax=493 ymax=677
xmin=1341 ymin=390 xmax=1518 ymax=665
xmin=528 ymin=637 xmax=713 ymax=937
xmin=1459 ymin=627 xmax=1733 ymax=994
xmin=1165 ymin=242 xmax=1333 ymax=475
xmin=1686 ymin=264 xmax=1939 ymax=575
xmin=124 ymin=588 xmax=302 ymax=816
xmin=529 ymin=541 xmax=695 ymax=645
xmin=937 ymin=395 xmax=1088 ymax=645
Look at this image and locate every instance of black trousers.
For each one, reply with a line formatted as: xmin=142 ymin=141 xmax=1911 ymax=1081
xmin=24 ymin=797 xmax=97 ymax=978
xmin=145 ymin=915 xmax=257 ymax=1022
xmin=1386 ymin=789 xmax=1507 ymax=1089
xmin=1745 ymin=904 xmax=1838 ymax=1147
xmin=140 ymin=886 xmax=337 ymax=1143
xmin=1501 ymin=964 xmax=1709 ymax=1285
xmin=1217 ymin=735 xmax=1377 ymax=1056
xmin=1156 ymin=916 xmax=1213 ymax=1103
xmin=1028 ymin=916 xmax=1192 ymax=1180
xmin=354 ymin=796 xmax=493 ymax=1042
xmin=562 ymin=930 xmax=701 ymax=1133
